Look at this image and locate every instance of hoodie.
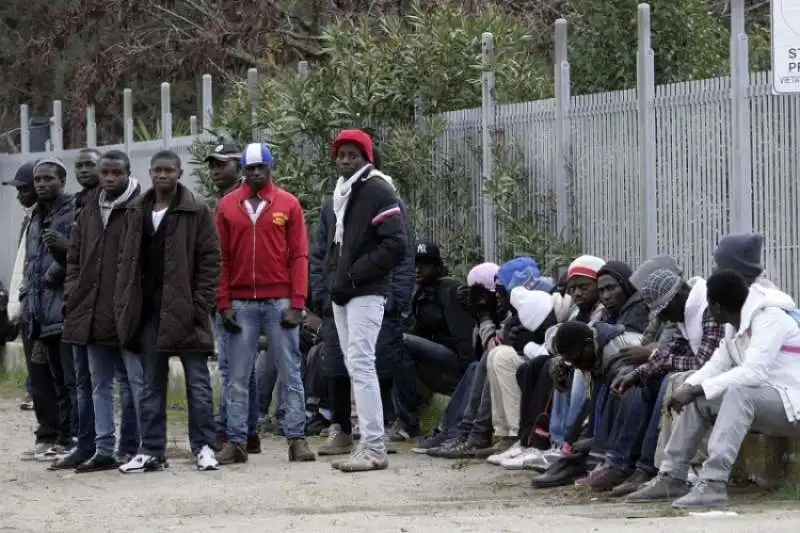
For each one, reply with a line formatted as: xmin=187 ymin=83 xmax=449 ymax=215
xmin=597 ymin=261 xmax=649 ymax=333
xmin=686 ymin=285 xmax=800 ymax=422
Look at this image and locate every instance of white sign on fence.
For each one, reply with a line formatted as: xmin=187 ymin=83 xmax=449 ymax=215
xmin=772 ymin=0 xmax=800 ymax=93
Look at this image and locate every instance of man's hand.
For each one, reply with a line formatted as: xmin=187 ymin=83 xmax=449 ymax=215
xmin=571 ymin=438 xmax=593 ymax=455
xmin=666 ymin=384 xmax=704 ymax=416
xmin=221 ymin=309 xmax=241 ymax=334
xmin=549 ymin=358 xmax=571 ymax=392
xmin=280 ymin=308 xmax=303 ymax=329
xmin=619 ymin=345 xmax=654 ymax=365
xmin=506 ymin=323 xmax=524 ymax=347
xmin=611 ymin=371 xmax=638 ymax=396
xmin=42 ymin=230 xmax=69 ymax=253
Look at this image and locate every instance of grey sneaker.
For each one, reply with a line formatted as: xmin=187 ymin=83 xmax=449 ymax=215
xmin=318 ymin=424 xmax=354 ymax=456
xmin=20 ymin=442 xmax=51 ymax=461
xmin=671 ymin=480 xmax=728 ymax=509
xmin=625 ymin=473 xmax=690 ymax=503
xmin=338 ymin=447 xmax=389 ymax=473
xmin=34 ymin=444 xmax=67 ymax=462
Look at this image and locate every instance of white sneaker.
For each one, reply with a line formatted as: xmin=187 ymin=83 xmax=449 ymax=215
xmin=197 ymin=445 xmax=219 ymax=471
xmin=487 ymin=440 xmax=523 ymax=465
xmin=119 ymin=453 xmax=168 ymax=473
xmin=34 ymin=444 xmax=67 ymax=462
xmin=502 ymin=448 xmax=543 ymax=470
xmin=20 ymin=442 xmax=51 ymax=461
xmin=523 ymin=449 xmax=555 ymax=472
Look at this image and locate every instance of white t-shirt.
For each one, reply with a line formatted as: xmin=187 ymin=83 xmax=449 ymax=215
xmin=244 ymin=199 xmax=266 ymax=223
xmin=152 ymin=207 xmax=168 ymax=231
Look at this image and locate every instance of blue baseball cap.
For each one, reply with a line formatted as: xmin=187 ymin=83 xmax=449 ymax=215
xmin=241 ymin=143 xmax=274 ymax=168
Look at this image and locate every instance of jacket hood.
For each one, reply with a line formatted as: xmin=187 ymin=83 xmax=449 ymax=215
xmin=630 ymin=254 xmax=682 ymax=291
xmin=737 ymin=285 xmax=796 ymax=335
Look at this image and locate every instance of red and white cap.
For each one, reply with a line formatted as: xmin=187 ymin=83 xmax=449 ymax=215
xmin=566 ymin=255 xmax=606 ymax=281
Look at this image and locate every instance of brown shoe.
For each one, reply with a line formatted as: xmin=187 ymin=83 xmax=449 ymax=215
xmin=288 ymin=438 xmax=316 ymax=462
xmin=247 ymin=435 xmax=262 ymax=454
xmin=474 ymin=437 xmax=516 ymax=459
xmin=215 ymin=432 xmax=228 ymax=452
xmin=217 ymin=442 xmax=247 ymax=465
xmin=609 ymin=468 xmax=654 ymax=497
xmin=588 ymin=466 xmax=630 ymax=492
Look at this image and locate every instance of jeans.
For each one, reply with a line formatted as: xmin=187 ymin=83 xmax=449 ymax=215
xmin=117 ymin=358 xmax=142 ymax=455
xmin=636 ymin=375 xmax=670 ymax=474
xmin=332 ymin=295 xmax=385 ymax=452
xmin=456 ymin=350 xmax=493 ymax=447
xmin=255 ymin=348 xmax=284 ymax=417
xmin=72 ymin=345 xmax=96 ymax=456
xmin=549 ymin=370 xmax=588 ymax=446
xmin=60 ymin=342 xmax=78 ymax=441
xmin=603 ymin=379 xmax=660 ymax=470
xmin=439 ymin=360 xmax=479 ymax=439
xmin=392 ymin=334 xmax=462 ymax=432
xmin=87 ymin=344 xmax=144 ymax=456
xmin=225 ymin=299 xmax=305 ymax=443
xmin=215 ymin=315 xmax=260 ymax=437
xmin=138 ymin=316 xmax=216 ymax=456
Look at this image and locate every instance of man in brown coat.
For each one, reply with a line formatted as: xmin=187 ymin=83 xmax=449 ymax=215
xmin=61 ymin=149 xmax=143 ymax=473
xmin=115 ymin=150 xmax=221 ymax=473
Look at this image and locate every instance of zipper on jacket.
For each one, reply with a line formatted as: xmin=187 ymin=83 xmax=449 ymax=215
xmin=252 ymin=219 xmax=257 ymax=298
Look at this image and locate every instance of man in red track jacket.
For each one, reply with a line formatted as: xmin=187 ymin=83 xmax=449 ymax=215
xmin=215 ymin=142 xmax=315 ymax=464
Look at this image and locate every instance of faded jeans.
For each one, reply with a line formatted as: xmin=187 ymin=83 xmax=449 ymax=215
xmin=332 ymin=295 xmax=385 ymax=452
xmin=215 ymin=314 xmax=259 ymax=437
xmin=225 ymin=299 xmax=305 ymax=443
xmin=72 ymin=345 xmax=96 ymax=456
xmin=549 ymin=370 xmax=588 ymax=446
xmin=87 ymin=344 xmax=144 ymax=456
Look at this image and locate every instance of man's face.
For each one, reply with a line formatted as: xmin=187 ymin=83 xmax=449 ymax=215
xmin=415 ymin=262 xmax=439 ymax=285
xmin=208 ymin=158 xmax=239 ymax=191
xmin=659 ymin=295 xmax=685 ymax=323
xmin=99 ymin=158 xmax=129 ymax=197
xmin=708 ymin=301 xmax=727 ymax=326
xmin=16 ymin=184 xmax=36 ymax=208
xmin=75 ymin=151 xmax=100 ymax=189
xmin=150 ymin=157 xmax=182 ymax=193
xmin=33 ymin=164 xmax=64 ymax=202
xmin=336 ymin=143 xmax=366 ymax=178
xmin=566 ymin=275 xmax=598 ymax=311
xmin=597 ymin=274 xmax=626 ymax=314
xmin=563 ymin=339 xmax=596 ymax=372
xmin=496 ymin=285 xmax=510 ymax=316
xmin=244 ymin=163 xmax=270 ymax=190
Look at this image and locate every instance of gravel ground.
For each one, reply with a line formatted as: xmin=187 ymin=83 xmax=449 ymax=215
xmin=2 ymin=397 xmax=800 ymax=532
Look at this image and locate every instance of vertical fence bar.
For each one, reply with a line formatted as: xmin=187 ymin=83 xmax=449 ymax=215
xmin=201 ymin=74 xmax=213 ymax=134
xmin=297 ymin=61 xmax=309 ymax=76
xmin=730 ymin=0 xmax=752 ymax=233
xmin=248 ymin=68 xmax=259 ymax=142
xmin=161 ymin=82 xmax=172 ymax=148
xmin=190 ymin=115 xmax=198 ymax=136
xmin=637 ymin=4 xmax=658 ymax=260
xmin=51 ymin=100 xmax=63 ymax=152
xmin=123 ymin=88 xmax=134 ymax=153
xmin=86 ymin=105 xmax=97 ymax=147
xmin=554 ymin=19 xmax=572 ymax=241
xmin=20 ymin=104 xmax=30 ymax=155
xmin=481 ymin=32 xmax=497 ymax=262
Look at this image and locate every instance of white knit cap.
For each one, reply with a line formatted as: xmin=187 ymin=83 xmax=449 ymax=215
xmin=510 ymin=287 xmax=554 ymax=332
xmin=567 ymin=255 xmax=606 ymax=281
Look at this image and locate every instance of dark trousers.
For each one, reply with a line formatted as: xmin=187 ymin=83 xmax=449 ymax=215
xmin=516 ymin=355 xmax=554 ymax=449
xmin=439 ymin=360 xmax=479 ymax=439
xmin=329 ymin=375 xmax=394 ymax=434
xmin=71 ymin=344 xmax=96 ymax=456
xmin=392 ymin=334 xmax=463 ymax=433
xmin=455 ymin=350 xmax=493 ymax=447
xmin=137 ymin=316 xmax=215 ymax=456
xmin=28 ymin=334 xmax=73 ymax=446
xmin=635 ymin=375 xmax=671 ymax=474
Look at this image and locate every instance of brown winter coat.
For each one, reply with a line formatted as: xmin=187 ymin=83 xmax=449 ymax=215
xmin=114 ymin=183 xmax=220 ymax=353
xmin=62 ymin=182 xmax=142 ymax=345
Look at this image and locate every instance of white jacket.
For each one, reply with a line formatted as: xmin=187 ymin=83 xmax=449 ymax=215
xmin=7 ymin=221 xmax=29 ymax=324
xmin=686 ymin=284 xmax=800 ymax=422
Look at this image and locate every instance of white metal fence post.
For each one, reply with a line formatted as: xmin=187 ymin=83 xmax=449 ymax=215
xmin=86 ymin=105 xmax=97 ymax=147
xmin=201 ymin=74 xmax=213 ymax=135
xmin=730 ymin=0 xmax=752 ymax=233
xmin=161 ymin=82 xmax=172 ymax=148
xmin=52 ymin=100 xmax=63 ymax=152
xmin=481 ymin=32 xmax=497 ymax=263
xmin=190 ymin=116 xmax=198 ymax=136
xmin=123 ymin=89 xmax=134 ymax=154
xmin=248 ymin=68 xmax=259 ymax=143
xmin=553 ymin=19 xmax=572 ymax=242
xmin=20 ymin=104 xmax=30 ymax=155
xmin=637 ymin=4 xmax=658 ymax=261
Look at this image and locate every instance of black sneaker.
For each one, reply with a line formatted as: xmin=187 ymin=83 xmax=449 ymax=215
xmin=48 ymin=449 xmax=92 ymax=471
xmin=119 ymin=454 xmax=169 ymax=474
xmin=411 ymin=429 xmax=450 ymax=454
xmin=427 ymin=436 xmax=466 ymax=457
xmin=305 ymin=415 xmax=329 ymax=437
xmin=19 ymin=395 xmax=34 ymax=411
xmin=431 ymin=440 xmax=479 ymax=459
xmin=387 ymin=420 xmax=417 ymax=442
xmin=75 ymin=454 xmax=120 ymax=473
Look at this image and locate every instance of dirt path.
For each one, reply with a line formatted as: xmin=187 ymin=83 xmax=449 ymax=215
xmin=2 ymin=398 xmax=799 ymax=532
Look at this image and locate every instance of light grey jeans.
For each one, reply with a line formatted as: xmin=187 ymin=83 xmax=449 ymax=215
xmin=660 ymin=384 xmax=800 ymax=483
xmin=333 ymin=295 xmax=386 ymax=452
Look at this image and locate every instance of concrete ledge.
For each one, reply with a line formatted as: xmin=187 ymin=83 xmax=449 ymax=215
xmin=0 ymin=340 xmax=219 ymax=399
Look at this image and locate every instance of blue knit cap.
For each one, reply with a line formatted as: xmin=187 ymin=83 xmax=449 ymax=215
xmin=497 ymin=257 xmax=541 ymax=291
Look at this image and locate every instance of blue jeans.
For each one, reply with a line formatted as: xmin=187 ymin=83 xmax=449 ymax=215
xmin=601 ymin=381 xmax=658 ymax=470
xmin=87 ymin=344 xmax=144 ymax=456
xmin=636 ymin=376 xmax=670 ymax=474
xmin=440 ymin=360 xmax=479 ymax=439
xmin=72 ymin=345 xmax=96 ymax=456
xmin=255 ymin=348 xmax=284 ymax=418
xmin=215 ymin=314 xmax=259 ymax=436
xmin=137 ymin=316 xmax=216 ymax=456
xmin=549 ymin=370 xmax=588 ymax=445
xmin=225 ymin=299 xmax=305 ymax=443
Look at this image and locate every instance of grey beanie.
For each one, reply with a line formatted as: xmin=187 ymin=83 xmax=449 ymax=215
xmin=713 ymin=233 xmax=764 ymax=283
xmin=630 ymin=255 xmax=682 ymax=291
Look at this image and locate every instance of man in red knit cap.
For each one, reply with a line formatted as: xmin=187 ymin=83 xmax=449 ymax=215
xmin=215 ymin=142 xmax=315 ymax=464
xmin=319 ymin=129 xmax=408 ymax=472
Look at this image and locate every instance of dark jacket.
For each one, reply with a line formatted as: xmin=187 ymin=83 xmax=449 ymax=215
xmin=63 ymin=182 xmax=142 ymax=346
xmin=313 ymin=196 xmax=416 ymax=379
xmin=614 ymin=292 xmax=650 ymax=334
xmin=114 ymin=183 xmax=220 ymax=353
xmin=22 ymin=193 xmax=75 ymax=339
xmin=324 ymin=169 xmax=408 ymax=306
xmin=411 ymin=277 xmax=475 ymax=366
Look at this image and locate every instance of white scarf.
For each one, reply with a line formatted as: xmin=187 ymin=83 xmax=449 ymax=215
xmin=332 ymin=165 xmax=395 ymax=245
xmin=98 ymin=177 xmax=139 ymax=228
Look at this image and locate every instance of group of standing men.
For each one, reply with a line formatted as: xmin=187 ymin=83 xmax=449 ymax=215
xmin=6 ymin=127 xmax=408 ymax=474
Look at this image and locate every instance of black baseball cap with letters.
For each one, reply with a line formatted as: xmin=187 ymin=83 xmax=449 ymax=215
xmin=2 ymin=162 xmax=35 ymax=187
xmin=204 ymin=143 xmax=241 ymax=163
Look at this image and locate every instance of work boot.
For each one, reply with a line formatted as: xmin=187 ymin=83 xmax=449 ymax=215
xmin=215 ymin=432 xmax=228 ymax=451
xmin=247 ymin=435 xmax=262 ymax=454
xmin=671 ymin=480 xmax=728 ymax=509
xmin=625 ymin=473 xmax=690 ymax=503
xmin=217 ymin=442 xmax=247 ymax=465
xmin=318 ymin=424 xmax=354 ymax=456
xmin=610 ymin=468 xmax=654 ymax=498
xmin=288 ymin=438 xmax=316 ymax=462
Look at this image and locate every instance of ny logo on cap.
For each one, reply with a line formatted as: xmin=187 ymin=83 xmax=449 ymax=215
xmin=417 ymin=243 xmax=427 ymax=254
xmin=214 ymin=145 xmax=224 ymax=152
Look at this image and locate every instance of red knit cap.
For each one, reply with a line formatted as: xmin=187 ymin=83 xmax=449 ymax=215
xmin=332 ymin=129 xmax=374 ymax=163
